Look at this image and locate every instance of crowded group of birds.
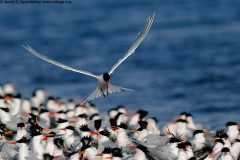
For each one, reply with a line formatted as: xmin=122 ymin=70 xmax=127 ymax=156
xmin=0 ymin=13 xmax=239 ymax=160
xmin=0 ymin=82 xmax=239 ymax=160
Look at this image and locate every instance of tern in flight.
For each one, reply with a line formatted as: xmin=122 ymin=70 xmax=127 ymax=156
xmin=22 ymin=13 xmax=155 ymax=105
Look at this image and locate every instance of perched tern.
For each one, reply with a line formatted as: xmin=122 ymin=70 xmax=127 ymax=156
xmin=22 ymin=13 xmax=154 ymax=105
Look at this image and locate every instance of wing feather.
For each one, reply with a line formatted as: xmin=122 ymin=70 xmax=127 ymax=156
xmin=81 ymin=88 xmax=102 ymax=105
xmin=22 ymin=45 xmax=98 ymax=79
xmin=108 ymin=13 xmax=155 ymax=75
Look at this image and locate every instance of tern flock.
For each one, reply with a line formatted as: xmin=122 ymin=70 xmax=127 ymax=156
xmin=0 ymin=13 xmax=239 ymax=160
xmin=0 ymin=82 xmax=239 ymax=160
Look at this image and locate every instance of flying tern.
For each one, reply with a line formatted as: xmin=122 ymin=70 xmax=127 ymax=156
xmin=22 ymin=13 xmax=154 ymax=105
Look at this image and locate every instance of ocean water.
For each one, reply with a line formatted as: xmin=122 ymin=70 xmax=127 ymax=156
xmin=0 ymin=0 xmax=239 ymax=128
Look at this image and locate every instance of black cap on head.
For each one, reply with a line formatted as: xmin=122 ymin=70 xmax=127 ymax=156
xmin=202 ymin=146 xmax=213 ymax=154
xmin=56 ymin=118 xmax=68 ymax=123
xmin=103 ymin=72 xmax=110 ymax=82
xmin=99 ymin=129 xmax=111 ymax=137
xmin=215 ymin=129 xmax=226 ymax=138
xmin=215 ymin=139 xmax=225 ymax=144
xmin=0 ymin=124 xmax=6 ymax=130
xmin=17 ymin=123 xmax=25 ymax=128
xmin=177 ymin=143 xmax=186 ymax=149
xmin=169 ymin=137 xmax=181 ymax=143
xmin=193 ymin=130 xmax=203 ymax=136
xmin=138 ymin=121 xmax=148 ymax=131
xmin=176 ymin=119 xmax=188 ymax=123
xmin=81 ymin=136 xmax=93 ymax=146
xmin=54 ymin=137 xmax=64 ymax=149
xmin=102 ymin=147 xmax=112 ymax=154
xmin=90 ymin=114 xmax=99 ymax=120
xmin=16 ymin=137 xmax=29 ymax=144
xmin=112 ymin=147 xmax=123 ymax=158
xmin=65 ymin=126 xmax=75 ymax=131
xmin=225 ymin=121 xmax=237 ymax=126
xmin=78 ymin=114 xmax=88 ymax=119
xmin=221 ymin=147 xmax=230 ymax=153
xmin=137 ymin=110 xmax=148 ymax=120
xmin=110 ymin=119 xmax=117 ymax=127
xmin=29 ymin=124 xmax=43 ymax=136
xmin=79 ymin=124 xmax=91 ymax=132
xmin=43 ymin=153 xmax=54 ymax=160
xmin=94 ymin=119 xmax=102 ymax=131
xmin=151 ymin=117 xmax=158 ymax=123
xmin=119 ymin=123 xmax=127 ymax=130
xmin=185 ymin=113 xmax=192 ymax=117
xmin=185 ymin=142 xmax=192 ymax=146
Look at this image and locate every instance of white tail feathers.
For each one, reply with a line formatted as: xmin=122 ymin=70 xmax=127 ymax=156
xmin=81 ymin=83 xmax=133 ymax=105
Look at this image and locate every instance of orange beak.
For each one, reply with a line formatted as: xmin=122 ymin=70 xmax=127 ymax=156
xmin=128 ymin=130 xmax=138 ymax=133
xmin=95 ymin=153 xmax=103 ymax=157
xmin=4 ymin=131 xmax=13 ymax=135
xmin=89 ymin=131 xmax=99 ymax=135
xmin=49 ymin=112 xmax=56 ymax=117
xmin=175 ymin=116 xmax=181 ymax=119
xmin=59 ymin=128 xmax=66 ymax=131
xmin=35 ymin=116 xmax=39 ymax=125
xmin=21 ymin=112 xmax=30 ymax=117
xmin=42 ymin=133 xmax=55 ymax=137
xmin=203 ymin=131 xmax=210 ymax=135
xmin=129 ymin=146 xmax=137 ymax=149
xmin=68 ymin=120 xmax=78 ymax=124
xmin=79 ymin=151 xmax=85 ymax=155
xmin=111 ymin=126 xmax=119 ymax=131
xmin=42 ymin=128 xmax=51 ymax=131
xmin=42 ymin=136 xmax=48 ymax=141
xmin=4 ymin=95 xmax=13 ymax=100
xmin=54 ymin=155 xmax=62 ymax=159
xmin=168 ymin=121 xmax=177 ymax=124
xmin=7 ymin=141 xmax=17 ymax=144
xmin=125 ymin=112 xmax=138 ymax=117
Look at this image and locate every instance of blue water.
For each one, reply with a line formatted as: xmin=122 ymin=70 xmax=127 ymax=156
xmin=0 ymin=0 xmax=239 ymax=128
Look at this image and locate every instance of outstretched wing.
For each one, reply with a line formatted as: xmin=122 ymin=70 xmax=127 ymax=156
xmin=108 ymin=13 xmax=155 ymax=75
xmin=22 ymin=45 xmax=98 ymax=79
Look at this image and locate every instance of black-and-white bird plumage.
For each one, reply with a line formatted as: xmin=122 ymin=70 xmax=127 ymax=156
xmin=22 ymin=13 xmax=154 ymax=105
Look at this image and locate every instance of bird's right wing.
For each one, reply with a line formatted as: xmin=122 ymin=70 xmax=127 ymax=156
xmin=108 ymin=13 xmax=155 ymax=75
xmin=22 ymin=45 xmax=98 ymax=79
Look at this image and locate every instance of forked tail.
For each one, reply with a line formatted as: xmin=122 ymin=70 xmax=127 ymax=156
xmin=81 ymin=83 xmax=133 ymax=105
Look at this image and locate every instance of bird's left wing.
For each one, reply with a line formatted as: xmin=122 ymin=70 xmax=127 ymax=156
xmin=22 ymin=45 xmax=98 ymax=79
xmin=108 ymin=13 xmax=155 ymax=75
